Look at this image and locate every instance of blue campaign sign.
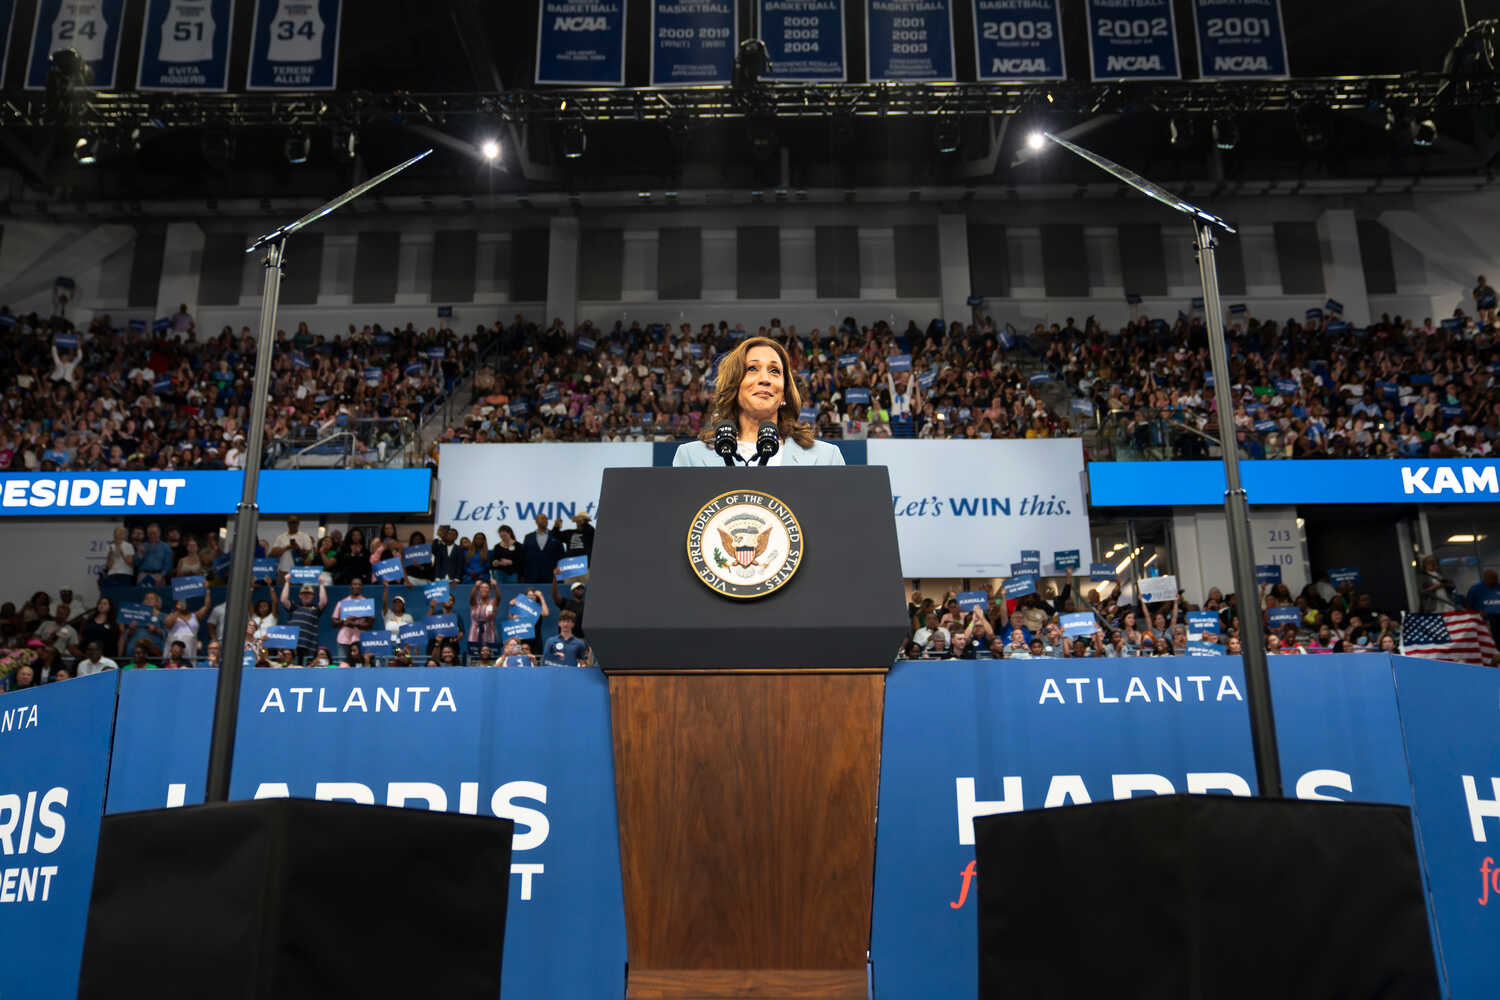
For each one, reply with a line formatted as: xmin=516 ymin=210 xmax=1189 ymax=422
xmin=263 ymin=624 xmax=300 ymax=649
xmin=338 ymin=597 xmax=375 ymax=619
xmin=1193 ymin=0 xmax=1289 ymax=79
xmin=426 ymin=346 xmax=447 ymax=360
xmin=872 ymin=657 xmax=1256 ymax=999
xmin=760 ymin=0 xmax=845 ymax=80
xmin=1252 ymin=418 xmax=1278 ymax=433
xmin=1274 ymin=378 xmax=1298 ymax=394
xmin=424 ymin=612 xmax=461 ymax=637
xmin=1267 ymin=606 xmax=1301 ymax=628
xmin=1255 ymin=564 xmax=1282 ymax=584
xmin=1089 ymin=458 xmax=1500 ymax=506
xmin=288 ymin=565 xmax=322 ymax=585
xmin=510 ymin=595 xmax=541 ymax=622
xmin=118 ymin=601 xmax=151 ymax=624
xmin=1009 ymin=562 xmax=1033 ymax=577
xmin=556 ymin=556 xmax=588 ymax=581
xmin=402 ymin=542 xmax=433 ymax=565
xmin=866 ymin=0 xmax=955 ymax=81
xmin=955 ymin=590 xmax=988 ymax=612
xmin=534 ymin=0 xmax=626 ymax=85
xmin=503 ymin=619 xmax=536 ymax=642
xmin=106 ymin=668 xmax=216 ymax=814
xmin=888 ymin=353 xmax=912 ymax=373
xmin=844 ymin=387 xmax=871 ymax=406
xmin=1389 ymin=657 xmax=1500 ymax=998
xmin=423 ymin=581 xmax=450 ymax=605
xmin=1084 ymin=0 xmax=1180 ymax=80
xmin=0 ymin=469 xmax=430 ymax=516
xmin=397 ymin=622 xmax=427 ymax=647
xmin=972 ymin=0 xmax=1065 ymax=80
xmin=247 ymin=0 xmax=342 ymax=90
xmin=152 ymin=376 xmax=173 ymax=393
xmin=358 ymin=630 xmax=393 ymax=655
xmin=799 ymin=406 xmax=818 ymax=423
xmin=1187 ymin=610 xmax=1221 ymax=634
xmin=1053 ymin=549 xmax=1080 ymax=570
xmin=1483 ymin=593 xmax=1500 ymax=615
xmin=171 ymin=574 xmax=207 ymax=600
xmin=53 ymin=331 xmax=79 ymax=350
xmin=1020 ymin=549 xmax=1040 ymax=561
xmin=373 ymin=557 xmax=404 ymax=581
xmin=25 ymin=0 xmax=125 ymax=89
xmin=539 ymin=385 xmax=561 ymax=404
xmin=137 ymin=0 xmax=233 ymax=90
xmin=227 ymin=668 xmax=627 ymax=1000
xmin=0 ymin=672 xmax=118 ymax=1000
xmin=650 ymin=0 xmax=735 ymax=86
xmin=1328 ymin=567 xmax=1360 ymax=586
xmin=1060 ymin=611 xmax=1097 ymax=637
xmin=576 ymin=336 xmax=596 ymax=353
xmin=1003 ymin=576 xmax=1037 ymax=598
xmin=211 ymin=552 xmax=232 ymax=575
xmin=838 ymin=352 xmax=859 ymax=368
xmin=1089 ymin=561 xmax=1114 ymax=582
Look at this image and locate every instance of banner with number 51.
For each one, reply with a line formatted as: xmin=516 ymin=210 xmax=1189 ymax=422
xmin=247 ymin=0 xmax=342 ymax=90
xmin=138 ymin=0 xmax=234 ymax=91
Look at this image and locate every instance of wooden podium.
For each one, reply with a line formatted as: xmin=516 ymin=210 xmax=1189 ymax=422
xmin=588 ymin=467 xmax=907 ymax=999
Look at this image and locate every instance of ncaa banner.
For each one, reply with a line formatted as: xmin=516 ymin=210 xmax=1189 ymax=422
xmin=247 ymin=0 xmax=341 ymax=90
xmin=229 ymin=668 xmax=627 ymax=1000
xmin=866 ymin=0 xmax=955 ymax=81
xmin=0 ymin=673 xmax=117 ymax=1000
xmin=759 ymin=0 xmax=846 ymax=81
xmin=436 ymin=442 xmax=652 ymax=544
xmin=866 ymin=438 xmax=1089 ymax=578
xmin=972 ymin=0 xmax=1065 ymax=81
xmin=1193 ymin=0 xmax=1289 ymax=79
xmin=0 ymin=1 xmax=15 ymax=85
xmin=650 ymin=0 xmax=735 ymax=86
xmin=137 ymin=0 xmax=234 ymax=91
xmin=535 ymin=0 xmax=626 ymax=86
xmin=24 ymin=0 xmax=126 ymax=90
xmin=1084 ymin=0 xmax=1180 ymax=80
xmin=1391 ymin=657 xmax=1500 ymax=999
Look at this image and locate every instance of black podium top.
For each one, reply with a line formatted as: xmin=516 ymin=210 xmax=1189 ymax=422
xmin=587 ymin=466 xmax=907 ymax=670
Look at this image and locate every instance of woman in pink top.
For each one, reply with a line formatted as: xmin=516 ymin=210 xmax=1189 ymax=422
xmin=468 ymin=580 xmax=498 ymax=647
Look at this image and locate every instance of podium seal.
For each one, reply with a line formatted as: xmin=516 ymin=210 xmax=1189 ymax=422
xmin=686 ymin=489 xmax=803 ymax=599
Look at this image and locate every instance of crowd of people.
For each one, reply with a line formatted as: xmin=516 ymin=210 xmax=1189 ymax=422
xmin=0 ymin=305 xmax=477 ymax=470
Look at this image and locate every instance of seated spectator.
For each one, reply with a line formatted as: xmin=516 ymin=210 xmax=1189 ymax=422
xmin=35 ymin=603 xmax=80 ymax=659
xmin=4 ymin=663 xmax=37 ymax=692
xmin=162 ymin=640 xmax=193 ymax=669
xmin=76 ymin=640 xmax=118 ymax=676
xmin=125 ymin=640 xmax=158 ymax=670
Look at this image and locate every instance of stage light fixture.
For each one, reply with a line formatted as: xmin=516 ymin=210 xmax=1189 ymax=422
xmin=934 ymin=116 xmax=960 ymax=154
xmin=1411 ymin=118 xmax=1438 ymax=146
xmin=1025 ymin=131 xmax=1046 ymax=151
xmin=1294 ymin=103 xmax=1328 ymax=150
xmin=562 ymin=120 xmax=587 ymax=159
xmin=45 ymin=48 xmax=93 ymax=124
xmin=480 ymin=138 xmax=501 ymax=162
xmin=283 ymin=129 xmax=311 ymax=165
xmin=73 ymin=134 xmax=100 ymax=166
xmin=332 ymin=126 xmax=358 ymax=163
xmin=1211 ymin=116 xmax=1239 ymax=151
xmin=734 ymin=38 xmax=771 ymax=88
xmin=1168 ymin=116 xmax=1195 ymax=148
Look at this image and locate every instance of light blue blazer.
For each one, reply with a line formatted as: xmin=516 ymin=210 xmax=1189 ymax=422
xmin=671 ymin=438 xmax=846 ymax=467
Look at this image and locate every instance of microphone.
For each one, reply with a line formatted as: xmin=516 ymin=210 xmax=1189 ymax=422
xmin=755 ymin=421 xmax=780 ymax=466
xmin=714 ymin=421 xmax=738 ymax=467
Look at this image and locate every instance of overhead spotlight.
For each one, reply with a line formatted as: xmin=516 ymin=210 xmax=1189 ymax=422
xmin=1025 ymin=131 xmax=1046 ymax=151
xmin=561 ymin=120 xmax=587 ymax=159
xmin=283 ymin=129 xmax=311 ymax=165
xmin=44 ymin=48 xmax=93 ymax=125
xmin=331 ymin=126 xmax=358 ymax=163
xmin=73 ymin=134 xmax=100 ymax=166
xmin=1411 ymin=118 xmax=1438 ymax=147
xmin=1168 ymin=116 xmax=1195 ymax=148
xmin=733 ymin=38 xmax=771 ymax=88
xmin=934 ymin=116 xmax=960 ymax=154
xmin=480 ymin=138 xmax=501 ymax=162
xmin=1211 ymin=116 xmax=1239 ymax=151
xmin=1294 ymin=103 xmax=1328 ymax=150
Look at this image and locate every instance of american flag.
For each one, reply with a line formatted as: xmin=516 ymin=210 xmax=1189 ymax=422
xmin=1400 ymin=611 xmax=1499 ymax=666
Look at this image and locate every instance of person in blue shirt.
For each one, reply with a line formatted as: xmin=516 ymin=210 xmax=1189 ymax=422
xmin=540 ymin=611 xmax=589 ymax=667
xmin=135 ymin=522 xmax=174 ymax=586
xmin=1466 ymin=569 xmax=1500 ymax=645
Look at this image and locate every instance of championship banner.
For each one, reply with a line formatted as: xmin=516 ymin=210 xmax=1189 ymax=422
xmin=246 ymin=0 xmax=341 ymax=90
xmin=972 ymin=0 xmax=1065 ymax=81
xmin=24 ymin=0 xmax=126 ymax=90
xmin=137 ymin=0 xmax=234 ymax=91
xmin=759 ymin=0 xmax=846 ymax=81
xmin=535 ymin=0 xmax=626 ymax=85
xmin=0 ymin=1 xmax=15 ymax=84
xmin=867 ymin=439 xmax=1089 ymax=578
xmin=866 ymin=0 xmax=955 ymax=81
xmin=1084 ymin=0 xmax=1180 ymax=80
xmin=650 ymin=0 xmax=735 ymax=86
xmin=1390 ymin=657 xmax=1500 ymax=998
xmin=1193 ymin=0 xmax=1289 ymax=79
xmin=0 ymin=673 xmax=118 ymax=1000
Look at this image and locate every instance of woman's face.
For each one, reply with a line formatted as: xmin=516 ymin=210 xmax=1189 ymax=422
xmin=503 ymin=638 xmax=520 ymax=655
xmin=737 ymin=346 xmax=785 ymax=424
xmin=15 ymin=665 xmax=34 ymax=686
xmin=96 ymin=597 xmax=111 ymax=616
xmin=477 ymin=582 xmax=491 ymax=600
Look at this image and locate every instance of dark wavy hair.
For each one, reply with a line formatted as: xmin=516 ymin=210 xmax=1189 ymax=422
xmin=696 ymin=337 xmax=814 ymax=448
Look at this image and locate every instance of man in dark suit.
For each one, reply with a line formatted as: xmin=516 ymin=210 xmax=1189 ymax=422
xmin=432 ymin=525 xmax=467 ymax=582
xmin=522 ymin=513 xmax=564 ymax=584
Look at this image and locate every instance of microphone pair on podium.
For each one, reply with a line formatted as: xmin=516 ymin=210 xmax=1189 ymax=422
xmin=714 ymin=420 xmax=780 ymax=467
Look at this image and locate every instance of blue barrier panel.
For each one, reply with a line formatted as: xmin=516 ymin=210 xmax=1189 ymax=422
xmin=871 ymin=656 xmax=1257 ymax=998
xmin=105 ymin=668 xmax=218 ymax=813
xmin=229 ymin=667 xmax=626 ymax=1000
xmin=0 ymin=672 xmax=117 ymax=1000
xmin=1391 ymin=656 xmax=1500 ymax=999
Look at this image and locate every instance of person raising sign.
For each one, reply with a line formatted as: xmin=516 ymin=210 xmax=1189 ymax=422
xmin=672 ymin=337 xmax=844 ymax=467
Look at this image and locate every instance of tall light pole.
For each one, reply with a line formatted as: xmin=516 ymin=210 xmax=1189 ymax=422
xmin=1037 ymin=132 xmax=1282 ymax=798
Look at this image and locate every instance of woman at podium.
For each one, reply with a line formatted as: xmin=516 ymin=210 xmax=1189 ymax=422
xmin=672 ymin=338 xmax=845 ymax=467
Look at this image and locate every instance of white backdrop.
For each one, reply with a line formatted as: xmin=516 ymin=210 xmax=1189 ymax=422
xmin=434 ymin=443 xmax=653 ymax=542
xmin=866 ymin=439 xmax=1091 ymax=579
